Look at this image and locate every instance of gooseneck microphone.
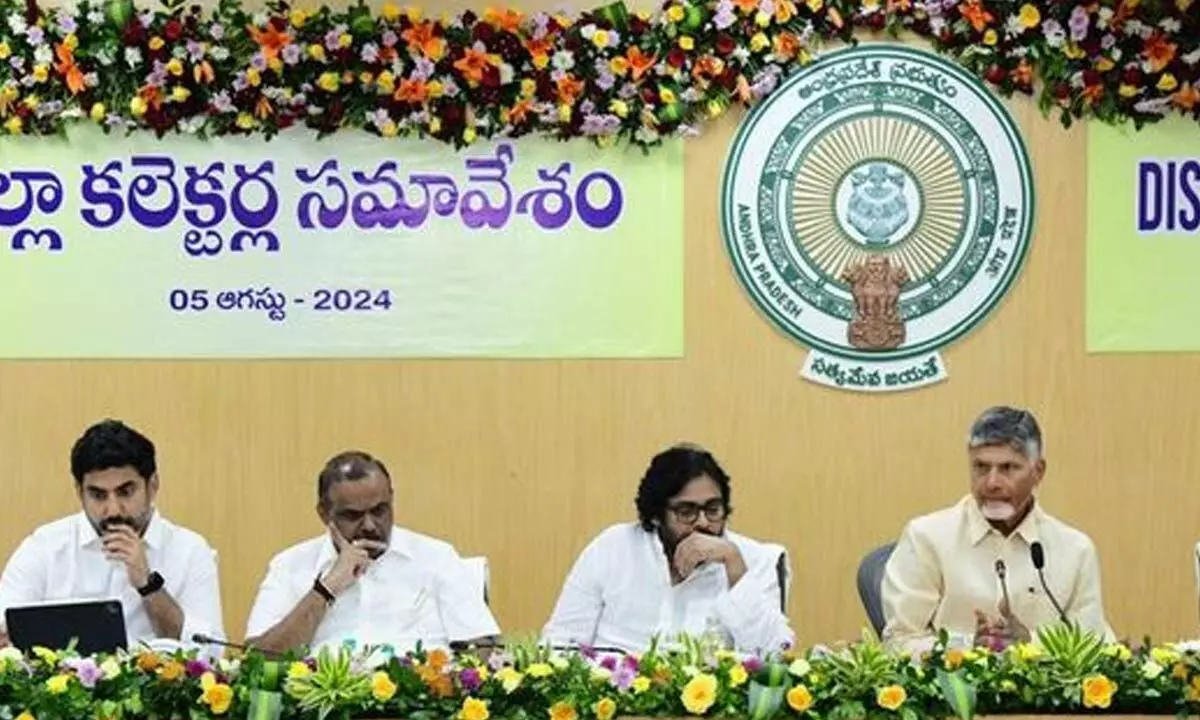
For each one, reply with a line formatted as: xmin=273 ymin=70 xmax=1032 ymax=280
xmin=994 ymin=559 xmax=1011 ymax=610
xmin=1029 ymin=542 xmax=1069 ymax=623
xmin=190 ymin=634 xmax=285 ymax=659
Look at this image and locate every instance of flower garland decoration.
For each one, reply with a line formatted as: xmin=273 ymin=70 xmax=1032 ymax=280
xmin=0 ymin=0 xmax=1195 ymax=149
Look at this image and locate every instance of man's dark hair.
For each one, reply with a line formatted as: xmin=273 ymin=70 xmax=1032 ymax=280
xmin=318 ymin=450 xmax=391 ymax=507
xmin=70 ymin=419 xmax=157 ymax=485
xmin=635 ymin=443 xmax=732 ymax=531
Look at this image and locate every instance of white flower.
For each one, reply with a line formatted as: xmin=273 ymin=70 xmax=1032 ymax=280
xmin=7 ymin=12 xmax=27 ymax=36
xmin=1183 ymin=48 xmax=1200 ymax=66
xmin=551 ymin=50 xmax=575 ymax=70
xmin=1159 ymin=18 xmax=1181 ymax=33
xmin=210 ymin=46 xmax=230 ymax=61
xmin=789 ymin=658 xmax=811 ymax=677
xmin=87 ymin=9 xmax=104 ymax=25
xmin=100 ymin=658 xmax=122 ymax=679
xmin=124 ymin=47 xmax=143 ymax=68
xmin=33 ymin=44 xmax=52 ymax=65
xmin=1142 ymin=661 xmax=1164 ymax=680
xmin=95 ymin=49 xmax=115 ymax=66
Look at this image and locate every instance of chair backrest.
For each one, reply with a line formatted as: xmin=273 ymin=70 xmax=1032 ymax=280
xmin=775 ymin=550 xmax=791 ymax=613
xmin=462 ymin=556 xmax=489 ymax=605
xmin=856 ymin=542 xmax=897 ymax=638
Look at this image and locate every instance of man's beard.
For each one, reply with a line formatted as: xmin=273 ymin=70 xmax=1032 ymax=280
xmin=95 ymin=512 xmax=149 ymax=536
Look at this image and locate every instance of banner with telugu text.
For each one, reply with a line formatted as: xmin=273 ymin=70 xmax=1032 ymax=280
xmin=0 ymin=128 xmax=683 ymax=358
xmin=1087 ymin=118 xmax=1200 ymax=353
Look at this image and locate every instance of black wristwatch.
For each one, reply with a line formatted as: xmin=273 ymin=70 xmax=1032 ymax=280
xmin=312 ymin=576 xmax=336 ymax=605
xmin=137 ymin=571 xmax=165 ymax=597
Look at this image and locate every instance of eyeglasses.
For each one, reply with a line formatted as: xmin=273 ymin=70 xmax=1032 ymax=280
xmin=667 ymin=500 xmax=727 ymax=524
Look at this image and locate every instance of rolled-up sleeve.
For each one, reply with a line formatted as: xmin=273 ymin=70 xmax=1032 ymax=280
xmin=713 ymin=545 xmax=795 ymax=654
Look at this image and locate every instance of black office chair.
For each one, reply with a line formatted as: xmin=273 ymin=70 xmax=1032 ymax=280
xmin=856 ymin=542 xmax=896 ymax=637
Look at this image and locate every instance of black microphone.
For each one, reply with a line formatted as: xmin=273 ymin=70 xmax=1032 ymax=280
xmin=1029 ymin=542 xmax=1068 ymax=623
xmin=994 ymin=559 xmax=1011 ymax=610
xmin=190 ymin=634 xmax=285 ymax=659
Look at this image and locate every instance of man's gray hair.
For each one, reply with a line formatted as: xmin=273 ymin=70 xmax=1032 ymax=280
xmin=967 ymin=406 xmax=1042 ymax=460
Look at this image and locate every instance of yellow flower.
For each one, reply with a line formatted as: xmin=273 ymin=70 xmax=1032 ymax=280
xmin=876 ymin=685 xmax=907 ymax=711
xmin=1188 ymin=676 xmax=1200 ymax=702
xmin=1014 ymin=643 xmax=1042 ymax=661
xmin=527 ymin=663 xmax=554 ymax=678
xmin=609 ymin=57 xmax=629 ymax=75
xmin=788 ymin=658 xmax=811 ymax=677
xmin=592 ymin=30 xmax=609 ymax=48
xmin=0 ymin=41 xmax=10 ymax=59
xmin=460 ymin=698 xmax=490 ymax=720
xmin=379 ymin=120 xmax=398 ymax=136
xmin=999 ymin=679 xmax=1017 ymax=692
xmin=428 ymin=117 xmax=441 ymax=134
xmin=1064 ymin=42 xmax=1086 ymax=60
xmin=1017 ymin=3 xmax=1040 ymax=27
xmin=728 ymin=664 xmax=748 ymax=687
xmin=31 ymin=65 xmax=49 ymax=83
xmin=462 ymin=126 xmax=477 ymax=144
xmin=62 ymin=33 xmax=78 ymax=50
xmin=246 ymin=68 xmax=262 ymax=87
xmin=755 ymin=10 xmax=772 ymax=25
xmin=4 ymin=116 xmax=21 ymax=134
xmin=681 ymin=673 xmax=718 ymax=715
xmin=290 ymin=9 xmax=308 ymax=27
xmin=307 ymin=44 xmax=326 ymax=61
xmin=317 ymin=72 xmax=340 ymax=92
xmin=376 ymin=70 xmax=395 ymax=93
xmin=371 ymin=671 xmax=397 ymax=701
xmin=165 ymin=58 xmax=183 ymax=76
xmin=15 ymin=712 xmax=34 ymax=720
xmin=1096 ymin=57 xmax=1115 ymax=72
xmin=1142 ymin=661 xmax=1165 ymax=680
xmin=1158 ymin=73 xmax=1179 ymax=92
xmin=46 ymin=674 xmax=70 ymax=694
xmin=203 ymin=680 xmax=234 ymax=715
xmin=129 ymin=95 xmax=148 ymax=116
xmin=496 ymin=667 xmax=523 ymax=693
xmin=548 ymin=701 xmax=577 ymax=720
xmin=520 ymin=78 xmax=536 ymax=97
xmin=983 ymin=29 xmax=997 ymax=45
xmin=381 ymin=3 xmax=400 ymax=20
xmin=666 ymin=5 xmax=685 ymax=21
xmin=1082 ymin=674 xmax=1117 ymax=709
xmin=427 ymin=80 xmax=444 ymax=98
xmin=288 ymin=662 xmax=311 ymax=678
xmin=787 ymin=685 xmax=814 ymax=712
xmin=678 ymin=36 xmax=694 ymax=50
xmin=609 ymin=99 xmax=629 ymax=117
xmin=806 ymin=0 xmax=824 ymax=10
xmin=338 ymin=33 xmax=352 ymax=48
xmin=593 ymin=698 xmax=616 ymax=720
xmin=90 ymin=102 xmax=106 ymax=121
xmin=749 ymin=32 xmax=770 ymax=52
xmin=1173 ymin=662 xmax=1189 ymax=680
xmin=1151 ymin=647 xmax=1181 ymax=665
xmin=149 ymin=36 xmax=164 ymax=50
xmin=1119 ymin=83 xmax=1141 ymax=97
xmin=236 ymin=112 xmax=255 ymax=129
xmin=158 ymin=661 xmax=184 ymax=681
xmin=659 ymin=88 xmax=677 ymax=104
xmin=100 ymin=658 xmax=121 ymax=679
xmin=171 ymin=86 xmax=191 ymax=102
xmin=631 ymin=676 xmax=651 ymax=693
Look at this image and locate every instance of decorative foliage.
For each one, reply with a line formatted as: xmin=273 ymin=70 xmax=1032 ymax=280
xmin=0 ymin=0 xmax=1195 ymax=150
xmin=2 ymin=629 xmax=1200 ymax=719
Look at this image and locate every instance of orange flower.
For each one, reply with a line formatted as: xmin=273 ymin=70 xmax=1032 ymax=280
xmin=733 ymin=0 xmax=758 ymax=11
xmin=887 ymin=0 xmax=912 ymax=11
xmin=394 ymin=78 xmax=428 ymax=103
xmin=1082 ymin=84 xmax=1105 ymax=104
xmin=429 ymin=673 xmax=454 ymax=698
xmin=772 ymin=32 xmax=801 ymax=61
xmin=483 ymin=8 xmax=523 ymax=32
xmin=193 ymin=60 xmax=215 ymax=84
xmin=524 ymin=36 xmax=554 ymax=68
xmin=548 ymin=702 xmax=577 ymax=720
xmin=959 ymin=0 xmax=994 ymax=31
xmin=877 ymin=685 xmax=907 ymax=710
xmin=157 ymin=661 xmax=184 ymax=681
xmin=774 ymin=0 xmax=798 ymax=22
xmin=625 ymin=46 xmax=656 ymax=80
xmin=53 ymin=43 xmax=85 ymax=95
xmin=1012 ymin=59 xmax=1033 ymax=87
xmin=246 ymin=23 xmax=291 ymax=64
xmin=503 ymin=97 xmax=534 ymax=124
xmin=138 ymin=84 xmax=163 ymax=110
xmin=1171 ymin=83 xmax=1199 ymax=109
xmin=255 ymin=96 xmax=273 ymax=119
xmin=453 ymin=47 xmax=494 ymax=85
xmin=943 ymin=648 xmax=965 ymax=669
xmin=1082 ymin=675 xmax=1117 ymax=709
xmin=1142 ymin=33 xmax=1177 ymax=73
xmin=692 ymin=55 xmax=725 ymax=79
xmin=555 ymin=74 xmax=584 ymax=104
xmin=136 ymin=652 xmax=161 ymax=672
xmin=427 ymin=649 xmax=450 ymax=672
xmin=402 ymin=21 xmax=447 ymax=60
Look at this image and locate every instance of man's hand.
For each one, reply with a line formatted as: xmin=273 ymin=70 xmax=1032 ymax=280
xmin=102 ymin=524 xmax=150 ymax=589
xmin=321 ymin=525 xmax=387 ymax=597
xmin=973 ymin=600 xmax=1031 ymax=650
xmin=673 ymin=533 xmax=743 ymax=581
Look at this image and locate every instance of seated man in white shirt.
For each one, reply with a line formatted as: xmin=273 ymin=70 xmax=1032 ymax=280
xmin=245 ymin=450 xmax=500 ymax=655
xmin=542 ymin=443 xmax=794 ymax=655
xmin=881 ymin=406 xmax=1114 ymax=653
xmin=0 ymin=419 xmax=225 ymax=649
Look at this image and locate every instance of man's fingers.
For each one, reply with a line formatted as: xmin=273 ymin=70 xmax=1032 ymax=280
xmin=328 ymin=523 xmax=352 ymax=550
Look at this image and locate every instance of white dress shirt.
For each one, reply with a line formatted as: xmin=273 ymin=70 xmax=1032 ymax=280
xmin=881 ymin=494 xmax=1114 ymax=652
xmin=542 ymin=523 xmax=795 ymax=655
xmin=0 ymin=511 xmax=225 ymax=646
xmin=245 ymin=526 xmax=499 ymax=653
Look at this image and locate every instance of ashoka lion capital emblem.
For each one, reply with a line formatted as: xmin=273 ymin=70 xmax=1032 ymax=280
xmin=842 ymin=255 xmax=909 ymax=350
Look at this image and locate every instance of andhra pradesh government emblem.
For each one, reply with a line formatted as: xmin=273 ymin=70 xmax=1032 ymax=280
xmin=719 ymin=44 xmax=1034 ymax=392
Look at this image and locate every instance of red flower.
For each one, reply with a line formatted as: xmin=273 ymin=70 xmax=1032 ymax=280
xmin=163 ymin=18 xmax=184 ymax=41
xmin=1121 ymin=66 xmax=1143 ymax=86
xmin=667 ymin=47 xmax=687 ymax=67
xmin=121 ymin=19 xmax=147 ymax=46
xmin=715 ymin=33 xmax=736 ymax=55
xmin=1082 ymin=69 xmax=1102 ymax=86
xmin=984 ymin=64 xmax=1006 ymax=85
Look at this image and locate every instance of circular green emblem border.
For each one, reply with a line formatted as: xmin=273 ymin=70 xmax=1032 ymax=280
xmin=718 ymin=43 xmax=1035 ymax=362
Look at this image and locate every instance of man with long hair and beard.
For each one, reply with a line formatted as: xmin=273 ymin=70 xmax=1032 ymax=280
xmin=881 ymin=406 xmax=1114 ymax=653
xmin=542 ymin=444 xmax=794 ymax=655
xmin=0 ymin=419 xmax=225 ymax=649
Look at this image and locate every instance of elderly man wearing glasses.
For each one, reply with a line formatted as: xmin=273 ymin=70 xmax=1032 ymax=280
xmin=542 ymin=443 xmax=795 ymax=655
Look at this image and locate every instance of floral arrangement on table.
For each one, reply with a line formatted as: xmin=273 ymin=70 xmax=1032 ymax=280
xmin=0 ymin=0 xmax=1195 ymax=149
xmin=5 ymin=625 xmax=1200 ymax=720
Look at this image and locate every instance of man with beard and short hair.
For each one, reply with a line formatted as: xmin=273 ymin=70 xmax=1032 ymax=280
xmin=881 ymin=406 xmax=1114 ymax=653
xmin=0 ymin=419 xmax=225 ymax=648
xmin=541 ymin=443 xmax=794 ymax=655
xmin=245 ymin=450 xmax=500 ymax=654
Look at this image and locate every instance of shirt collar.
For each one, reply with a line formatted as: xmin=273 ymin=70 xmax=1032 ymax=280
xmin=964 ymin=494 xmax=1042 ymax=546
xmin=316 ymin=526 xmax=411 ymax=567
xmin=75 ymin=510 xmax=166 ymax=549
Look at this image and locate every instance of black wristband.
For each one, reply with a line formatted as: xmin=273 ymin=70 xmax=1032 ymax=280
xmin=137 ymin=571 xmax=165 ymax=597
xmin=312 ymin=576 xmax=335 ymax=605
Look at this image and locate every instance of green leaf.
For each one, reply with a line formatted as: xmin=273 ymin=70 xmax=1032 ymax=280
xmin=935 ymin=669 xmax=977 ymax=720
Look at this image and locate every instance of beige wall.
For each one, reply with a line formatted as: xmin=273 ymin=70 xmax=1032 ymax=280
xmin=2 ymin=3 xmax=1199 ymax=646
